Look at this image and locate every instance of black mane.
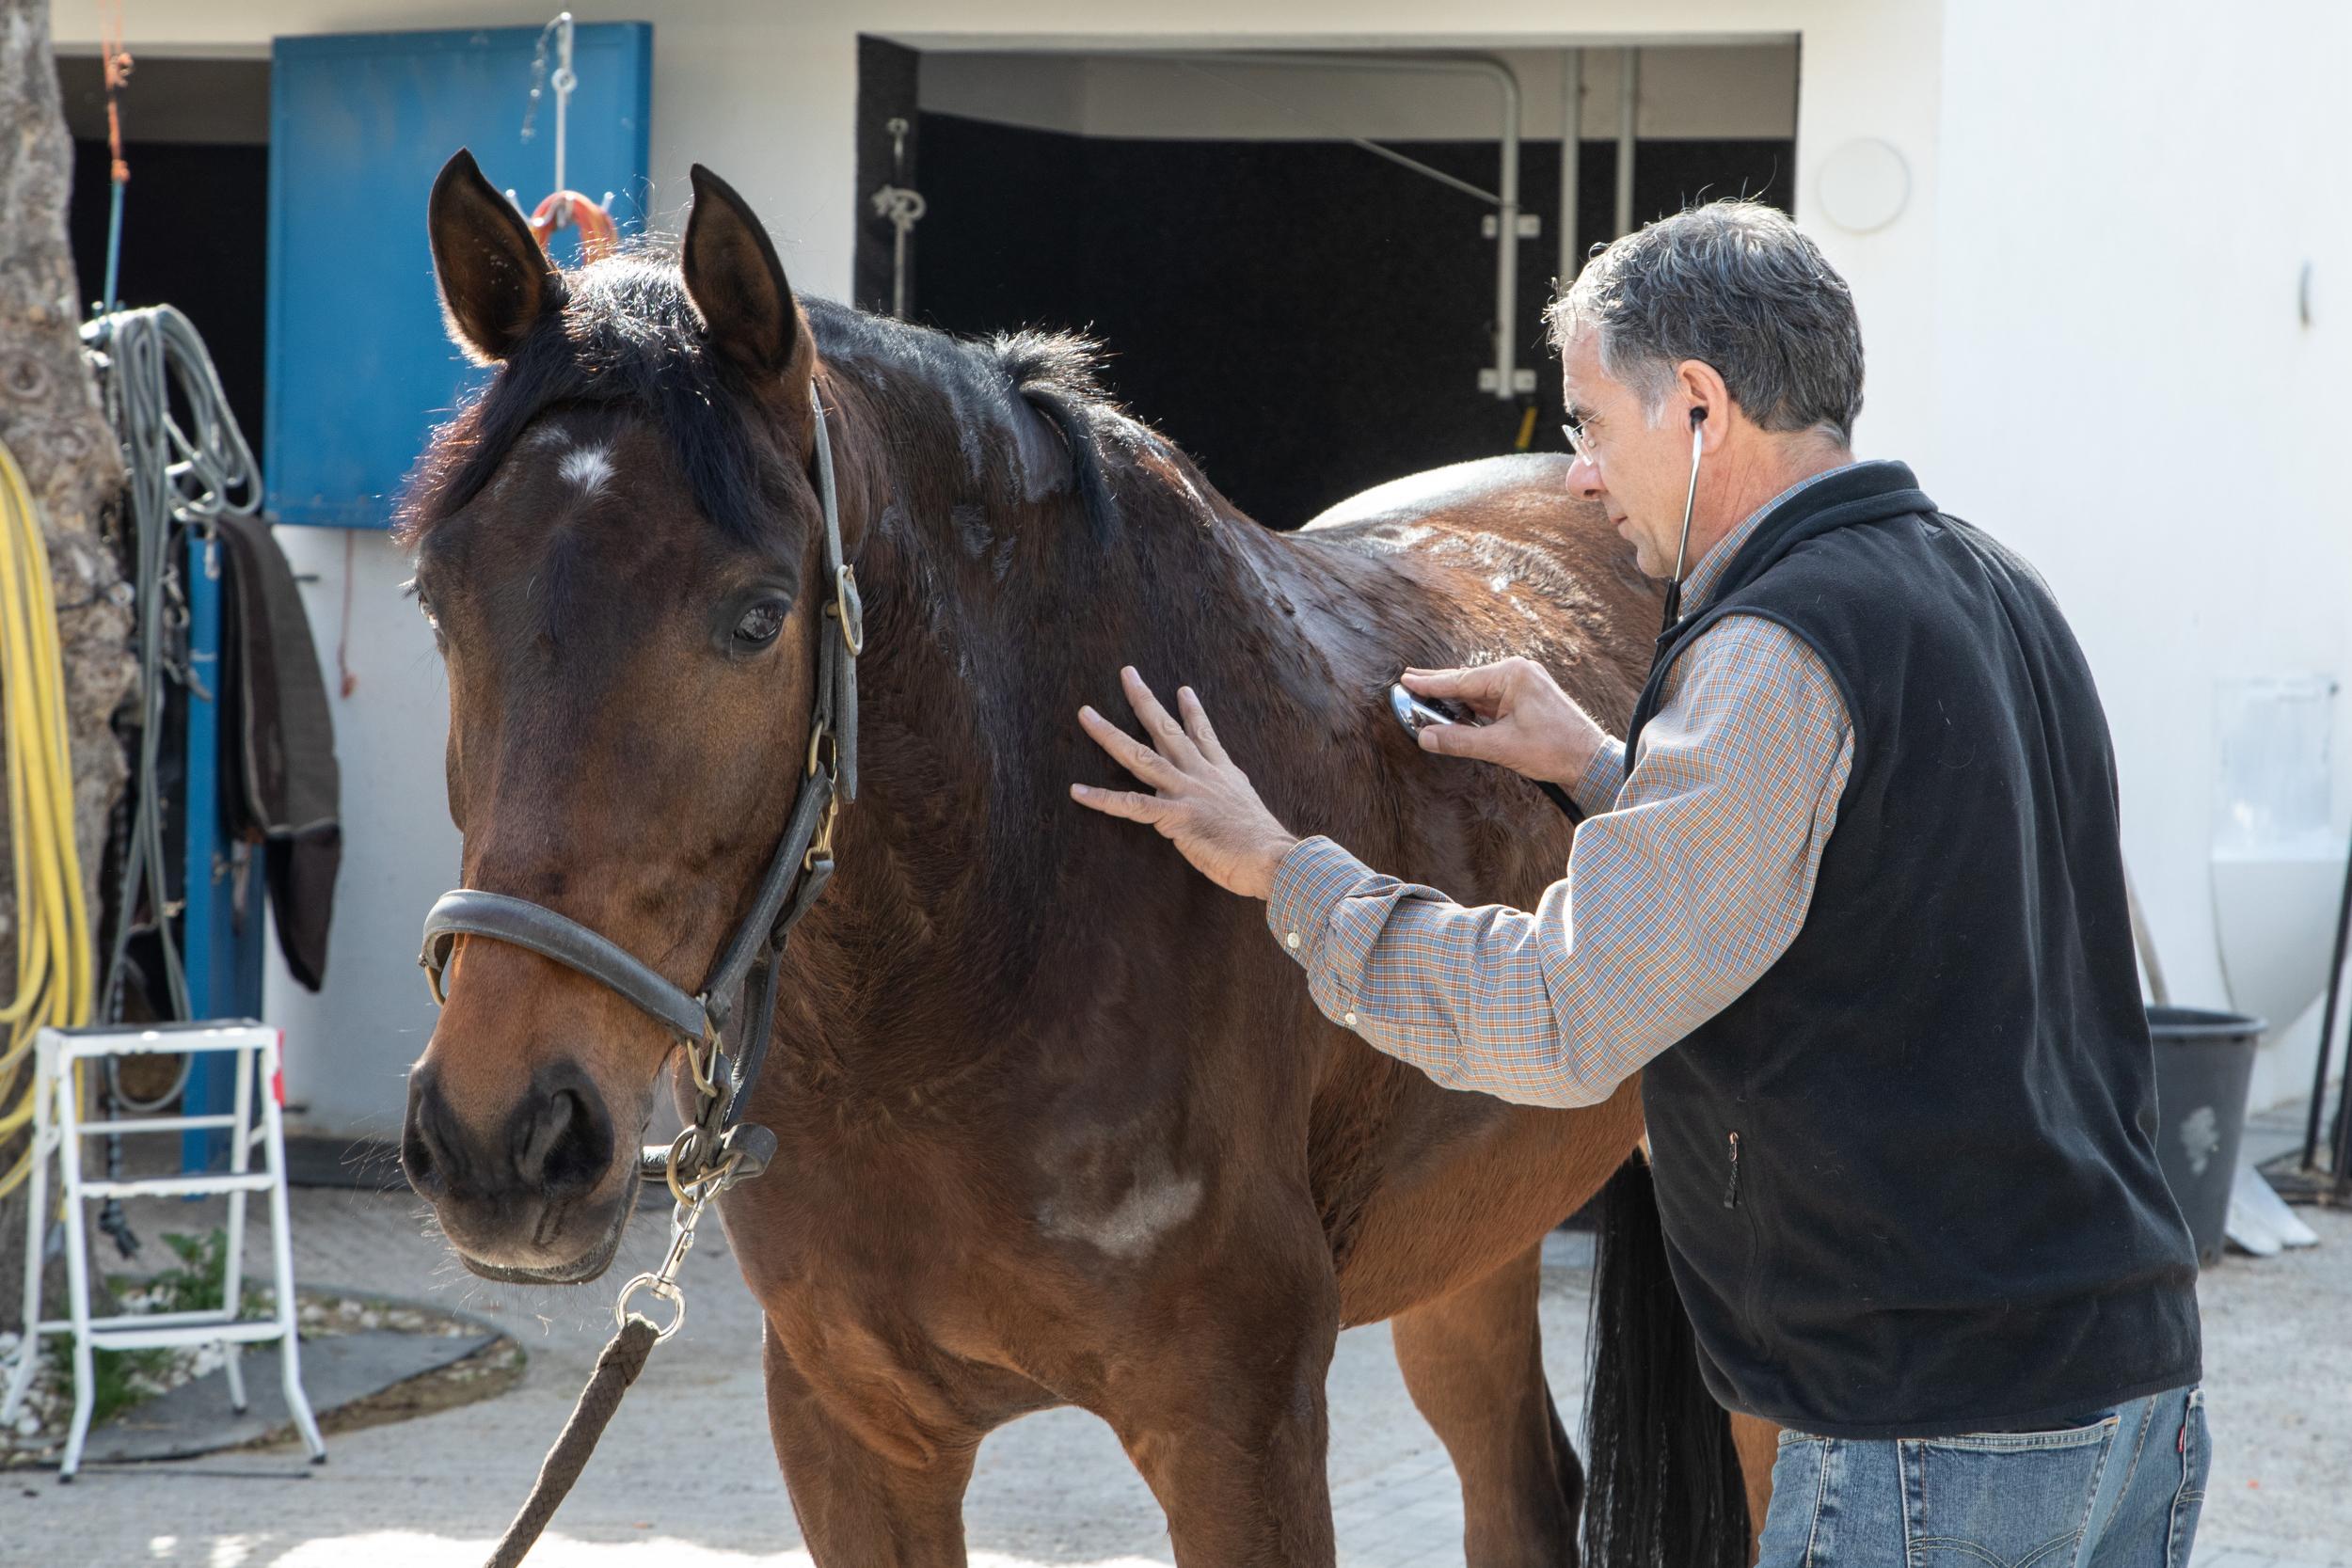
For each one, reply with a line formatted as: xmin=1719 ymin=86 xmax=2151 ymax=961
xmin=400 ymin=251 xmax=1124 ymax=546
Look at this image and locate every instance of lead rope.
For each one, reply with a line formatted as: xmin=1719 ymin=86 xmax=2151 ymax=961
xmin=482 ymin=1185 xmax=707 ymax=1568
xmin=477 ymin=380 xmax=856 ymax=1568
xmin=483 ymin=1317 xmax=659 ymax=1568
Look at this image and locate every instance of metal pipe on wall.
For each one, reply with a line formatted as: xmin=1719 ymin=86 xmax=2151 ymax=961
xmin=1614 ymin=47 xmax=1639 ymax=239
xmin=1559 ymin=49 xmax=1582 ymax=295
xmin=1493 ymin=61 xmax=1523 ymax=400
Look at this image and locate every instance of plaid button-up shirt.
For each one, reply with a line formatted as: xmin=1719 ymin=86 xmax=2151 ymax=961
xmin=1266 ymin=469 xmax=1859 ymax=1107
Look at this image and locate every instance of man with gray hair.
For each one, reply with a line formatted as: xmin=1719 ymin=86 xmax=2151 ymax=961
xmin=1072 ymin=199 xmax=2205 ymax=1562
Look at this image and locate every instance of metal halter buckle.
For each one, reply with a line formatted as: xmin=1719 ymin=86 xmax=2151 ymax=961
xmin=680 ymin=1027 xmax=722 ymax=1103
xmin=829 ymin=563 xmax=866 ymax=656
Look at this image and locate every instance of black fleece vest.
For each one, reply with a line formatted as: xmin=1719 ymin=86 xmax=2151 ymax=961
xmin=1628 ymin=461 xmax=2201 ymax=1439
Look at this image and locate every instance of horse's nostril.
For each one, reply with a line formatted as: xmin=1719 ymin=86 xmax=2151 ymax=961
xmin=401 ymin=1069 xmax=460 ymax=1200
xmin=514 ymin=1082 xmax=612 ymax=1199
xmin=402 ymin=1120 xmax=439 ymax=1196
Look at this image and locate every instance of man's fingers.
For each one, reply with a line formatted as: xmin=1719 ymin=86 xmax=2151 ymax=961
xmin=1400 ymin=667 xmax=1466 ymax=697
xmin=1177 ymin=686 xmax=1232 ymax=765
xmin=1079 ymin=705 xmax=1179 ymax=787
xmin=1419 ymin=718 xmax=1499 ymax=760
xmin=1120 ymin=667 xmax=1203 ymax=766
xmin=1404 ymin=664 xmax=1508 ymax=706
xmin=1069 ymin=782 xmax=1171 ymax=823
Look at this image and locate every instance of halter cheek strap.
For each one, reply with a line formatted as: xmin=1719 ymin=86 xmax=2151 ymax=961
xmin=417 ymin=378 xmax=859 ymax=1196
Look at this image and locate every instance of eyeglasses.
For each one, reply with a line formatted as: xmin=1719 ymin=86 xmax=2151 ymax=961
xmin=1561 ymin=420 xmax=1597 ymax=465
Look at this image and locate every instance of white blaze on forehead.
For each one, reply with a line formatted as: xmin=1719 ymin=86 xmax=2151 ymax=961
xmin=557 ymin=444 xmax=615 ymax=495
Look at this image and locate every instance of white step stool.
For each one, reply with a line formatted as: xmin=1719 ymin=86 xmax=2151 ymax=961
xmin=2 ymin=1022 xmax=326 ymax=1479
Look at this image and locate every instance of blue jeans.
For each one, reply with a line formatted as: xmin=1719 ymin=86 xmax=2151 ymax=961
xmin=1758 ymin=1386 xmax=2209 ymax=1568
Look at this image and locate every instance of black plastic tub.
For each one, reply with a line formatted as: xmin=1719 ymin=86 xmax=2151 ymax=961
xmin=2147 ymin=1006 xmax=2265 ymax=1267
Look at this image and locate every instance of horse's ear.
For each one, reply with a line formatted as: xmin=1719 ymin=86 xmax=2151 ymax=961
xmin=428 ymin=149 xmax=556 ymax=365
xmin=682 ymin=165 xmax=811 ymax=387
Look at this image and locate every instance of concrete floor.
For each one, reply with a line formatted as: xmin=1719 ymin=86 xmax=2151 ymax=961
xmin=7 ymin=1174 xmax=2348 ymax=1568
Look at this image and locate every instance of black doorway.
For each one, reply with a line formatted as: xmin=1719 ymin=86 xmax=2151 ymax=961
xmin=58 ymin=55 xmax=272 ymax=471
xmin=859 ymin=47 xmax=1793 ymax=530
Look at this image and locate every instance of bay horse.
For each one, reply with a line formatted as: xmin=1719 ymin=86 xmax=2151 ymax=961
xmin=399 ymin=149 xmax=1756 ymax=1566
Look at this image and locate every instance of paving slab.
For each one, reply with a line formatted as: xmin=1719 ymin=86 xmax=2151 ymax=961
xmin=78 ymin=1326 xmax=501 ymax=1465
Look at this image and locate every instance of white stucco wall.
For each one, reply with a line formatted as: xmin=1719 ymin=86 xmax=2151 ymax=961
xmin=258 ymin=530 xmax=456 ymax=1139
xmin=65 ymin=0 xmax=2350 ymax=1133
xmin=1929 ymin=0 xmax=2352 ymax=1112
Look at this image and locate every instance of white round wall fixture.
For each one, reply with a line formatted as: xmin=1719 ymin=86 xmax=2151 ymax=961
xmin=1815 ymin=138 xmax=1910 ymax=234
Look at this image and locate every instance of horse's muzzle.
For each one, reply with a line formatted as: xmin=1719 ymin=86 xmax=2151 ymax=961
xmin=402 ymin=1058 xmax=634 ymax=1281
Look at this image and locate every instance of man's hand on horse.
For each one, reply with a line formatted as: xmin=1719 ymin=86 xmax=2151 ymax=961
xmin=1072 ymin=666 xmax=1301 ymax=901
xmin=1401 ymin=657 xmax=1609 ymax=791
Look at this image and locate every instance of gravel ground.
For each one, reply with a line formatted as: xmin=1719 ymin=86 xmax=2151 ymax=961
xmin=5 ymin=1178 xmax=2346 ymax=1568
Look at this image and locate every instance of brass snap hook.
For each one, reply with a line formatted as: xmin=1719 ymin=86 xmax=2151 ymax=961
xmin=804 ymin=795 xmax=839 ymax=873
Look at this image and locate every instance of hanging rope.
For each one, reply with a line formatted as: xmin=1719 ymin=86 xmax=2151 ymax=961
xmin=86 ymin=307 xmax=262 ymax=1053
xmin=0 ymin=441 xmax=99 ymax=1200
xmin=97 ymin=2 xmax=133 ymax=316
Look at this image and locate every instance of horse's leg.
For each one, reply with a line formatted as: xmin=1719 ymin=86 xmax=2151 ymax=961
xmin=1390 ymin=1240 xmax=1582 ymax=1568
xmin=1728 ymin=1412 xmax=1781 ymax=1565
xmin=761 ymin=1321 xmax=977 ymax=1567
xmin=1103 ymin=1222 xmax=1343 ymax=1567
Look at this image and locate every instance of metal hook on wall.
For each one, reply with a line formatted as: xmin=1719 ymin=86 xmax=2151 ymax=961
xmin=869 ymin=117 xmax=928 ymax=319
xmin=510 ymin=11 xmax=619 ymax=263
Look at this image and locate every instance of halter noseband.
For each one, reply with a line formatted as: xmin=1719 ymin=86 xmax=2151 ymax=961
xmin=417 ymin=377 xmax=862 ymax=1199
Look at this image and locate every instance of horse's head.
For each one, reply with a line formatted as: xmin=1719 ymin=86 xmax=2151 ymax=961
xmin=397 ymin=151 xmax=849 ymax=1282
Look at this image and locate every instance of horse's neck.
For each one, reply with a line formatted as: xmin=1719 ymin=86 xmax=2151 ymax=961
xmin=784 ymin=386 xmax=1294 ymax=1036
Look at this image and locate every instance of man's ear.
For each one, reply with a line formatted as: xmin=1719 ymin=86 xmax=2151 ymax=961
xmin=1675 ymin=358 xmax=1735 ymax=451
xmin=682 ymin=164 xmax=813 ymax=387
xmin=427 ymin=149 xmax=558 ymax=364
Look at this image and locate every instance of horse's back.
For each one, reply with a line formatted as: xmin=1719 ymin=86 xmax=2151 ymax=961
xmin=1301 ymin=451 xmax=1582 ymax=536
xmin=1266 ymin=455 xmax=1659 ymax=1323
xmin=1292 ymin=453 xmax=1656 ymax=722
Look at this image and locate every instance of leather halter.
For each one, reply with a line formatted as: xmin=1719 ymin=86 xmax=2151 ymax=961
xmin=418 ymin=378 xmax=861 ymax=1197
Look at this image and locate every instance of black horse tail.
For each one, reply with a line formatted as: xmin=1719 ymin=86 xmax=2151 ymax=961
xmin=1581 ymin=1153 xmax=1751 ymax=1568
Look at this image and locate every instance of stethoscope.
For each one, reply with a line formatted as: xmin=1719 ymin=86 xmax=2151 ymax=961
xmin=1385 ymin=404 xmax=1709 ymax=822
xmin=1657 ymin=405 xmax=1708 ymax=638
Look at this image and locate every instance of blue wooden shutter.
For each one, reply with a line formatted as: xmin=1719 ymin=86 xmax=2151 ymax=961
xmin=265 ymin=24 xmax=653 ymax=528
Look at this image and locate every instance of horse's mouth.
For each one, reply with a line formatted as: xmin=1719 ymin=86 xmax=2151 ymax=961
xmin=456 ymin=1168 xmax=639 ymax=1285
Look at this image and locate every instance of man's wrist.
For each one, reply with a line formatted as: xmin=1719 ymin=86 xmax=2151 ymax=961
xmin=1264 ymin=835 xmax=1373 ymax=961
xmin=1557 ymin=726 xmax=1603 ymax=791
xmin=1539 ymin=715 xmax=1608 ymax=793
xmin=1569 ymin=734 xmax=1629 ymax=814
xmin=1251 ymin=832 xmax=1307 ymax=902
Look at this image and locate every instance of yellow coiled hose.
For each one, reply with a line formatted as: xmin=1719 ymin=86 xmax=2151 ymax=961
xmin=0 ymin=438 xmax=94 ymax=1199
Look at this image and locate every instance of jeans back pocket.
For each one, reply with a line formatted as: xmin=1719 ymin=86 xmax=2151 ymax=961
xmin=1900 ymin=1417 xmax=2120 ymax=1568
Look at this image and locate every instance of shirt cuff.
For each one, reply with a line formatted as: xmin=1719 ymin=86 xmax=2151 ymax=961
xmin=1571 ymin=738 xmax=1629 ymax=816
xmin=1266 ymin=835 xmax=1378 ymax=966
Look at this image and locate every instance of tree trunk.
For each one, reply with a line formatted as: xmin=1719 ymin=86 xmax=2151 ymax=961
xmin=0 ymin=0 xmax=138 ymax=1337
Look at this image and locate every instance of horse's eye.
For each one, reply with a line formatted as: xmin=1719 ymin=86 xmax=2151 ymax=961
xmin=734 ymin=600 xmax=787 ymax=648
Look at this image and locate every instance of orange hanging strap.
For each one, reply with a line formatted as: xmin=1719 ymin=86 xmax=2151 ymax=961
xmin=528 ymin=191 xmax=618 ymax=262
xmin=103 ymin=40 xmax=133 ymax=184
